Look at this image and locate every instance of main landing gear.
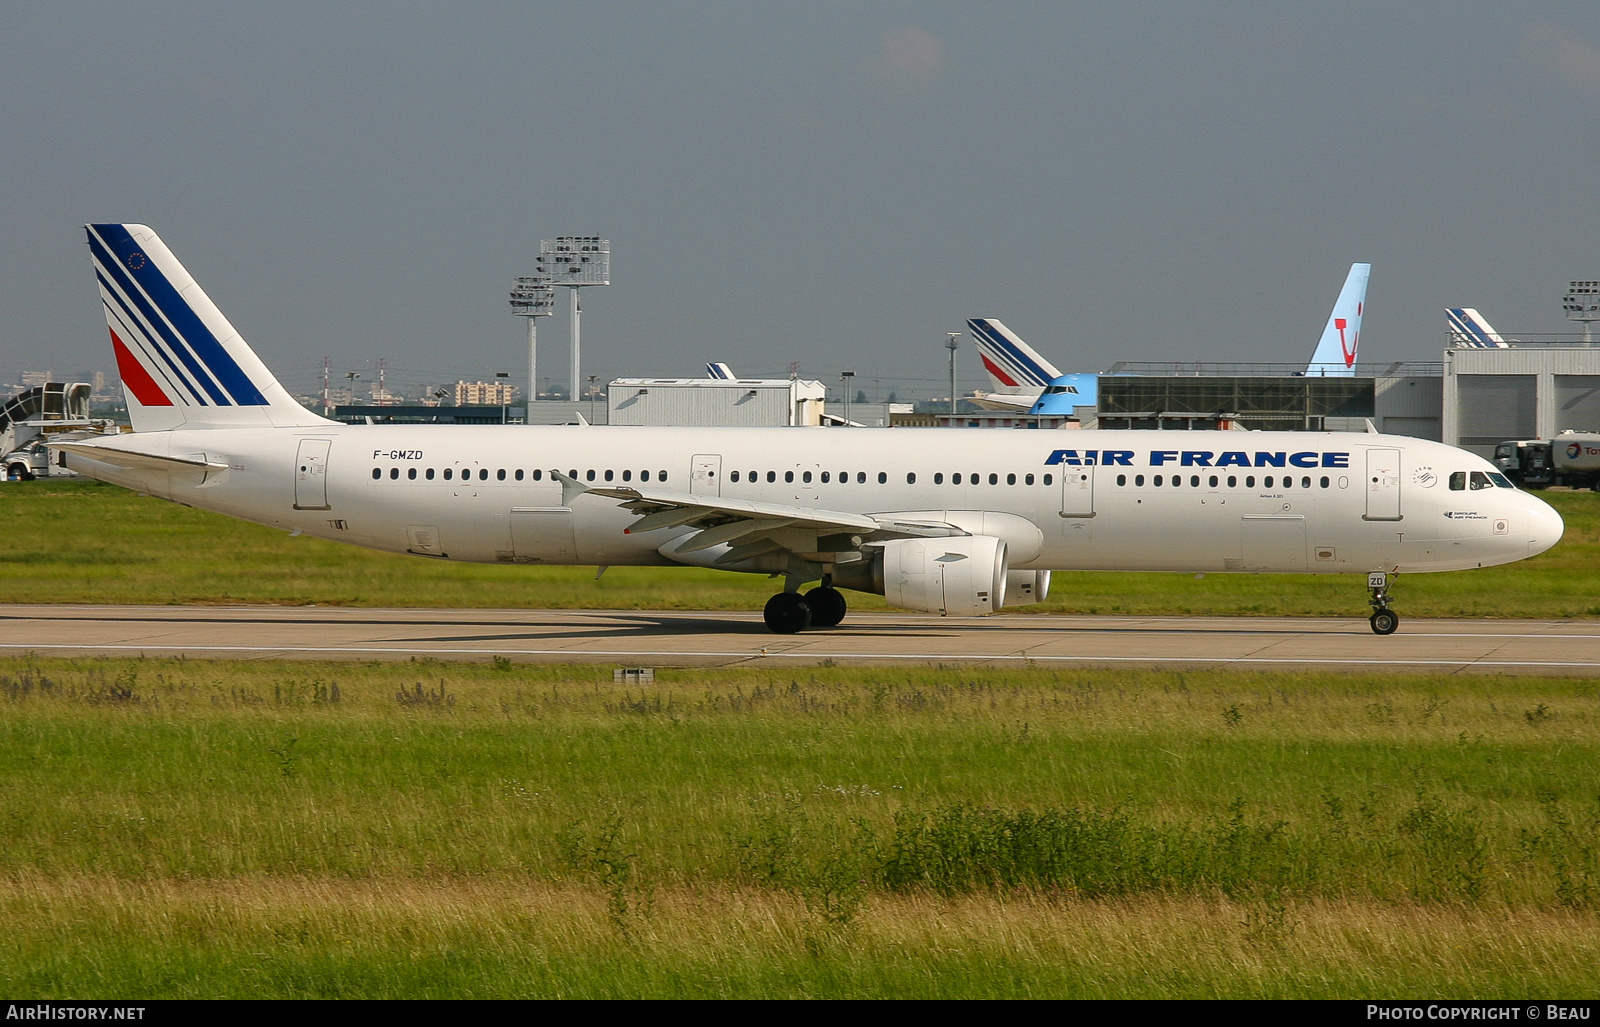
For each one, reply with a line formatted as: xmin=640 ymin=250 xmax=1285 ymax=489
xmin=1367 ymin=571 xmax=1399 ymax=635
xmin=762 ymin=577 xmax=848 ymax=634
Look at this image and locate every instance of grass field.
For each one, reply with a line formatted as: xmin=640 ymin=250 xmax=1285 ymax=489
xmin=1 ymin=479 xmax=1597 ymax=617
xmin=1 ymin=657 xmax=1596 ymax=998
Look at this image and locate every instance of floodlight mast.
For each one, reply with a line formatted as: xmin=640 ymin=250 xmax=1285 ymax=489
xmin=537 ymin=237 xmax=611 ymax=400
xmin=946 ymin=332 xmax=961 ymax=416
xmin=1563 ymin=281 xmax=1600 ymax=344
xmin=509 ymin=276 xmax=555 ymax=402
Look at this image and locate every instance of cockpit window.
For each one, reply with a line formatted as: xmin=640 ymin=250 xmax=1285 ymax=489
xmin=1470 ymin=471 xmax=1493 ymax=490
xmin=1488 ymin=472 xmax=1514 ymax=489
xmin=1449 ymin=471 xmax=1467 ymax=491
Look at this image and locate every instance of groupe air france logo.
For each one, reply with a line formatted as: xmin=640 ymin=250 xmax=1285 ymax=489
xmin=125 ymin=251 xmax=146 ymax=270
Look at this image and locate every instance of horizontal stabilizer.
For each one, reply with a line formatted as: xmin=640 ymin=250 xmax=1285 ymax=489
xmin=50 ymin=440 xmax=229 ymax=473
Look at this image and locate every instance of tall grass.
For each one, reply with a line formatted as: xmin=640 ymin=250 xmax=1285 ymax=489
xmin=2 ymin=480 xmax=1596 ymax=616
xmin=1 ymin=656 xmax=1596 ymax=995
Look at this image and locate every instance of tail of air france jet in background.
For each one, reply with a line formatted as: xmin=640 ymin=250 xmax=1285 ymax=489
xmin=1446 ymin=307 xmax=1510 ymax=348
xmin=86 ymin=223 xmax=333 ymax=433
xmin=968 ymin=318 xmax=1064 ymax=394
xmin=706 ymin=361 xmax=735 ymax=379
xmin=1304 ymin=263 xmax=1370 ymax=376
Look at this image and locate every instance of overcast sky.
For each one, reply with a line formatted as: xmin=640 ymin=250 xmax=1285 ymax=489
xmin=5 ymin=2 xmax=1600 ymax=401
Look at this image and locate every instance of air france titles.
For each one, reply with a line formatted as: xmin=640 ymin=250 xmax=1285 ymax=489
xmin=1046 ymin=449 xmax=1350 ymax=468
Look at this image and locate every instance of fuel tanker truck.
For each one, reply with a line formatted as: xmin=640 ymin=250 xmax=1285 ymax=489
xmin=1494 ymin=431 xmax=1600 ymax=490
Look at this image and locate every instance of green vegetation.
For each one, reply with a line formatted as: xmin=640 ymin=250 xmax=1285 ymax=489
xmin=0 ymin=657 xmax=1596 ymax=997
xmin=1 ymin=479 xmax=1597 ymax=616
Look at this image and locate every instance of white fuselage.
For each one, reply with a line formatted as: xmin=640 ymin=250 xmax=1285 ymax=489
xmin=64 ymin=425 xmax=1562 ymax=582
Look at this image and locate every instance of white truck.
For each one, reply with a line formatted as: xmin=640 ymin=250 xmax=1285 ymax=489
xmin=1 ymin=382 xmax=124 ymax=480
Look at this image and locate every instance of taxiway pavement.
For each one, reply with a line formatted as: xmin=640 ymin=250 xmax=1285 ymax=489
xmin=0 ymin=605 xmax=1595 ymax=674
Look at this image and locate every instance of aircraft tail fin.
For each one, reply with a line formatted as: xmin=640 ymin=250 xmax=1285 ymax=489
xmin=967 ymin=318 xmax=1063 ymax=391
xmin=706 ymin=361 xmax=735 ymax=379
xmin=86 ymin=223 xmax=333 ymax=432
xmin=1446 ymin=307 xmax=1509 ymax=348
xmin=1305 ymin=263 xmax=1370 ymax=376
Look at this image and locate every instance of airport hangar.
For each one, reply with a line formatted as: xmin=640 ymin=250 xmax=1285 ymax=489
xmin=925 ymin=341 xmax=1600 ymax=458
xmin=330 ymin=342 xmax=1600 ymax=457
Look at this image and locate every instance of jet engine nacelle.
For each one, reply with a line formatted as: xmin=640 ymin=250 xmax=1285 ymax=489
xmin=866 ymin=534 xmax=1009 ymax=616
xmin=1005 ymin=569 xmax=1050 ymax=605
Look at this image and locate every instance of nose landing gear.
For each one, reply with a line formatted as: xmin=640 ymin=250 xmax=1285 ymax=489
xmin=1367 ymin=571 xmax=1399 ymax=635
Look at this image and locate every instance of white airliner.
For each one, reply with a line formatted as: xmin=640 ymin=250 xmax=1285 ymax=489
xmin=56 ymin=225 xmax=1563 ymax=636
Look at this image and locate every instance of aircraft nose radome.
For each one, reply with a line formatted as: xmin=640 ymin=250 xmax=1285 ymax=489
xmin=1526 ymin=496 xmax=1564 ymax=558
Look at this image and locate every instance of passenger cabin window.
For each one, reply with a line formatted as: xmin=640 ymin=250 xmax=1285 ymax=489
xmin=877 ymin=472 xmax=888 ymax=484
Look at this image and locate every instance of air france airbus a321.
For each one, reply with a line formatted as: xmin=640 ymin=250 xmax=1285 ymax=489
xmin=56 ymin=225 xmax=1564 ymax=636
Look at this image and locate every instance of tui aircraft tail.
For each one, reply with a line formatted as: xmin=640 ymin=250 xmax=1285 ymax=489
xmin=86 ymin=223 xmax=333 ymax=432
xmin=1305 ymin=263 xmax=1370 ymax=376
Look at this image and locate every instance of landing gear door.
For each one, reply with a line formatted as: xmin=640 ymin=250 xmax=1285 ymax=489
xmin=691 ymin=454 xmax=722 ymax=496
xmin=1364 ymin=448 xmax=1402 ymax=521
xmin=294 ymin=439 xmax=332 ymax=510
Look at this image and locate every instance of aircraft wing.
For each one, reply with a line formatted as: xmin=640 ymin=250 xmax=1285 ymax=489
xmin=564 ymin=473 xmax=967 ymax=566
